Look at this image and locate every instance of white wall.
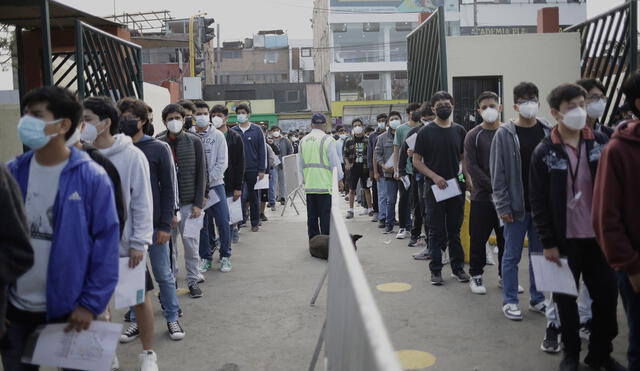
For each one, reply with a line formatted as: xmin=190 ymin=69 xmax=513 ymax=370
xmin=446 ymin=32 xmax=581 ymax=123
xmin=142 ymin=83 xmax=171 ymax=134
xmin=459 ymin=2 xmax=587 ymax=28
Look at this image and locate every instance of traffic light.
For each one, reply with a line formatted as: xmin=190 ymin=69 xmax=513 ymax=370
xmin=194 ymin=57 xmax=205 ymax=76
xmin=202 ymin=18 xmax=215 ymax=44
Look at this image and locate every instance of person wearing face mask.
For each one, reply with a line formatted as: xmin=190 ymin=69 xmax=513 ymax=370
xmin=290 ymin=132 xmax=300 ymax=154
xmin=530 ymin=83 xmax=623 ymax=371
xmin=1 ymin=88 xmax=120 ymax=371
xmin=269 ymin=125 xmax=293 ymax=206
xmin=143 ymin=105 xmax=155 ymax=137
xmin=176 ymin=100 xmax=197 ymax=132
xmin=375 ymin=111 xmax=403 ymax=233
xmin=231 ymin=104 xmax=267 ymax=232
xmin=343 ymin=119 xmax=373 ymax=219
xmin=368 ymin=113 xmax=388 ymax=222
xmin=335 ymin=126 xmax=348 ymax=188
xmin=412 ymin=92 xmax=470 ymax=286
xmin=464 ymin=92 xmax=505 ymax=295
xmin=157 ymin=104 xmax=207 ymax=299
xmin=393 ymin=103 xmax=422 ymax=239
xmin=576 ymin=79 xmax=614 ymax=138
xmin=490 ymin=82 xmax=551 ymax=322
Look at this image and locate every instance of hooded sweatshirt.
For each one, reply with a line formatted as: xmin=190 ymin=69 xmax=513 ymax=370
xmin=593 ymin=120 xmax=640 ymax=275
xmin=191 ymin=126 xmax=228 ymax=188
xmin=99 ymin=134 xmax=153 ymax=256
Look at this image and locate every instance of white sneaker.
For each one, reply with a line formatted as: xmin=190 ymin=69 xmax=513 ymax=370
xmin=197 ymin=273 xmax=205 ymax=283
xmin=358 ymin=209 xmax=369 ymax=216
xmin=502 ymin=303 xmax=523 ymax=321
xmin=139 ymin=350 xmax=158 ymax=371
xmin=442 ymin=253 xmax=449 ymax=265
xmin=469 ymin=276 xmax=487 ymax=295
xmin=485 ymin=246 xmax=495 ymax=265
xmin=395 ymin=228 xmax=409 ymax=239
xmin=111 ymin=356 xmax=120 ymax=371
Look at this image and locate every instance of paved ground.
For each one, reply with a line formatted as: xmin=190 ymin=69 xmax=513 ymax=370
xmin=113 ymin=198 xmax=630 ymax=371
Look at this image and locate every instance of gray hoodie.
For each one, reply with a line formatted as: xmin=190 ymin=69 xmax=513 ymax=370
xmin=374 ymin=129 xmax=395 ymax=178
xmin=489 ymin=119 xmax=551 ymax=221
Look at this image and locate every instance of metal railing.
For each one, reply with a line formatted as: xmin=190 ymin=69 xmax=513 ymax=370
xmin=407 ymin=6 xmax=447 ymax=103
xmin=564 ymin=0 xmax=637 ymax=124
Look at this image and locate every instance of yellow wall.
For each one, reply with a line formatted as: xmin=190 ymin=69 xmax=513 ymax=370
xmin=331 ymin=99 xmax=408 ymax=117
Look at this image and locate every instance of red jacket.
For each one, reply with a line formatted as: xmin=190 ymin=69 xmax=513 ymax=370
xmin=593 ymin=120 xmax=640 ymax=275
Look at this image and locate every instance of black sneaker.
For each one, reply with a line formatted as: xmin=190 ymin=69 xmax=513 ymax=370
xmin=431 ymin=272 xmax=444 ymax=286
xmin=451 ymin=270 xmax=470 ymax=282
xmin=408 ymin=236 xmax=419 ymax=247
xmin=541 ymin=323 xmax=561 ymax=353
xmin=188 ymin=282 xmax=203 ymax=298
xmin=119 ymin=323 xmax=140 ymax=343
xmin=260 ymin=213 xmax=268 ymax=222
xmin=160 ymin=302 xmax=184 ymax=318
xmin=584 ymin=355 xmax=627 ymax=371
xmin=378 ymin=220 xmax=386 ymax=229
xmin=123 ymin=309 xmax=133 ymax=322
xmin=559 ymin=356 xmax=579 ymax=371
xmin=167 ymin=321 xmax=185 ymax=341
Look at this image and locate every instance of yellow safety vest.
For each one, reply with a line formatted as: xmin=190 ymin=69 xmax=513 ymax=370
xmin=300 ymin=131 xmax=334 ymax=194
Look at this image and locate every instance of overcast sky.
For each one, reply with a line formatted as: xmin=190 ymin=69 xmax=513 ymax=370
xmin=0 ymin=0 xmax=627 ymax=90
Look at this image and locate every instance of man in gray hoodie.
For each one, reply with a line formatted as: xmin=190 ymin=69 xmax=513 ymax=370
xmin=271 ymin=125 xmax=293 ymax=205
xmin=490 ymin=82 xmax=551 ymax=324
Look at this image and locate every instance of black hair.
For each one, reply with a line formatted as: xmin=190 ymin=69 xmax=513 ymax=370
xmin=176 ymin=99 xmax=196 ymax=114
xmin=211 ymin=104 xmax=229 ymax=117
xmin=83 ymin=96 xmax=121 ymax=136
xmin=388 ymin=111 xmax=402 ymax=120
xmin=513 ymin=82 xmax=539 ymax=102
xmin=364 ymin=126 xmax=375 ymax=134
xmin=117 ymin=97 xmax=149 ymax=123
xmin=193 ymin=100 xmax=210 ymax=111
xmin=430 ymin=91 xmax=454 ymax=106
xmin=622 ymin=71 xmax=640 ymax=117
xmin=271 ymin=125 xmax=281 ymax=131
xmin=547 ymin=83 xmax=587 ymax=111
xmin=351 ymin=118 xmax=363 ymax=125
xmin=162 ymin=103 xmax=186 ymax=121
xmin=235 ymin=103 xmax=251 ymax=114
xmin=476 ymin=91 xmax=500 ymax=107
xmin=406 ymin=102 xmax=421 ymax=114
xmin=376 ymin=113 xmax=388 ymax=121
xmin=336 ymin=125 xmax=346 ymax=132
xmin=22 ymin=86 xmax=83 ymax=140
xmin=576 ymin=79 xmax=606 ymax=95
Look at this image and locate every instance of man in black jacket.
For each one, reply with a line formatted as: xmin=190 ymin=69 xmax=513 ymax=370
xmin=211 ymin=105 xmax=245 ymax=244
xmin=0 ymin=163 xmax=33 ymax=338
xmin=529 ymin=83 xmax=622 ymax=371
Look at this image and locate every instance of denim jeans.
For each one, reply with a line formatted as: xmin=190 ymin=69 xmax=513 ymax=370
xmin=199 ymin=205 xmax=216 ymax=261
xmin=377 ymin=178 xmax=388 ymax=222
xmin=385 ymin=178 xmax=398 ymax=229
xmin=242 ymin=171 xmax=260 ymax=227
xmin=425 ymin=188 xmax=465 ymax=273
xmin=268 ymin=168 xmax=277 ymax=206
xmin=198 ymin=185 xmax=231 ymax=259
xmin=172 ymin=203 xmax=201 ymax=284
xmin=276 ymin=166 xmax=286 ymax=201
xmin=618 ymin=271 xmax=640 ymax=370
xmin=501 ymin=213 xmax=545 ymax=305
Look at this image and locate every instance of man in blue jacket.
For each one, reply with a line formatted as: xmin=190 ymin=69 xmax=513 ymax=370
xmin=231 ymin=104 xmax=267 ymax=232
xmin=1 ymin=87 xmax=120 ymax=370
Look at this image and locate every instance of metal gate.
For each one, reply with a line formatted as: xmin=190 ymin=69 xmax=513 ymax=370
xmin=452 ymin=76 xmax=502 ymax=131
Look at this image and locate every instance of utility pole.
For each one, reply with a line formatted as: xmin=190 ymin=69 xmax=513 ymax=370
xmin=189 ymin=16 xmax=195 ymax=77
xmin=473 ymin=0 xmax=478 ymax=35
xmin=216 ymin=23 xmax=221 ymax=84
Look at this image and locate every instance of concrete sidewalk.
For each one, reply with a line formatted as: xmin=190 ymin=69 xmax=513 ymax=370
xmin=113 ymin=199 xmax=630 ymax=371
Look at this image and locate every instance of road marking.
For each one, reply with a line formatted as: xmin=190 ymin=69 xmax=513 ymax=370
xmin=376 ymin=282 xmax=412 ymax=293
xmin=396 ymin=350 xmax=436 ymax=369
xmin=176 ymin=288 xmax=190 ymax=296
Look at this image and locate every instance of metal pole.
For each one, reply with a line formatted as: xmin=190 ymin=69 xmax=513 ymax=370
xmin=40 ymin=0 xmax=53 ymax=86
xmin=189 ymin=17 xmax=195 ymax=77
xmin=437 ymin=6 xmax=449 ymax=91
xmin=629 ymin=0 xmax=638 ymax=72
xmin=217 ymin=23 xmax=221 ymax=84
xmin=75 ymin=20 xmax=85 ymax=100
xmin=15 ymin=26 xmax=26 ymax=110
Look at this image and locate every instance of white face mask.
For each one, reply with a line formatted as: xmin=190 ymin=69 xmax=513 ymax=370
xmin=481 ymin=107 xmax=499 ymax=123
xmin=237 ymin=114 xmax=248 ymax=124
xmin=586 ymin=99 xmax=606 ymax=119
xmin=195 ymin=115 xmax=210 ymax=128
xmin=168 ymin=119 xmax=183 ymax=134
xmin=389 ymin=119 xmax=401 ymax=129
xmin=211 ymin=116 xmax=224 ymax=128
xmin=339 ymin=134 xmax=347 ymax=140
xmin=65 ymin=127 xmax=82 ymax=147
xmin=562 ymin=107 xmax=587 ymax=131
xmin=377 ymin=121 xmax=386 ymax=129
xmin=272 ymin=131 xmax=281 ymax=138
xmin=353 ymin=126 xmax=363 ymax=135
xmin=80 ymin=120 xmax=106 ymax=144
xmin=518 ymin=101 xmax=539 ymax=119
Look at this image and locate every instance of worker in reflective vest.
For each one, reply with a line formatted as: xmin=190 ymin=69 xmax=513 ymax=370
xmin=298 ymin=113 xmax=344 ymax=239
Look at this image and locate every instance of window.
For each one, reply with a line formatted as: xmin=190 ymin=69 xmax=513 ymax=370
xmin=335 ymin=72 xmax=386 ymax=101
xmin=363 ymin=23 xmax=380 ymax=32
xmin=391 ymin=72 xmax=408 ymax=100
xmin=331 ymin=23 xmax=347 ymax=32
xmin=227 ymin=90 xmax=256 ymax=100
xmin=301 ymin=48 xmax=312 ymax=57
xmin=264 ymin=51 xmax=279 ymax=64
xmin=395 ymin=22 xmax=413 ymax=31
xmin=222 ymin=50 xmax=242 ymax=59
xmin=333 ymin=23 xmax=384 ymax=63
xmin=286 ymin=90 xmax=300 ymax=102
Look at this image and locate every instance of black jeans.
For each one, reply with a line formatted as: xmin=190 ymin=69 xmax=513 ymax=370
xmin=469 ymin=200 xmax=504 ymax=277
xmin=306 ymin=193 xmax=331 ymax=239
xmin=410 ymin=174 xmax=426 ymax=239
xmin=242 ymin=170 xmax=260 ymax=227
xmin=554 ymin=238 xmax=618 ymax=360
xmin=425 ymin=188 xmax=465 ymax=273
xmin=618 ymin=271 xmax=640 ymax=370
xmin=371 ymin=176 xmax=379 ymax=213
xmin=398 ymin=179 xmax=411 ymax=229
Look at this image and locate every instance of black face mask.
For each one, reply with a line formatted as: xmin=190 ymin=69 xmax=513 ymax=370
xmin=411 ymin=111 xmax=421 ymax=122
xmin=120 ymin=119 xmax=140 ymax=137
xmin=184 ymin=116 xmax=193 ymax=130
xmin=435 ymin=106 xmax=452 ymax=120
xmin=143 ymin=122 xmax=155 ymax=136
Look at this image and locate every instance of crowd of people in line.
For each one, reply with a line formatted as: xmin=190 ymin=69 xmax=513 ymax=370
xmin=0 ymin=72 xmax=639 ymax=371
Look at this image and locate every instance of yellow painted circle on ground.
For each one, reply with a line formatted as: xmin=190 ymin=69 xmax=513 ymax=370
xmin=376 ymin=282 xmax=412 ymax=293
xmin=396 ymin=350 xmax=436 ymax=369
xmin=176 ymin=288 xmax=190 ymax=296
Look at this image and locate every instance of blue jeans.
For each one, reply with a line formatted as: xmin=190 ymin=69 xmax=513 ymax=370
xmin=268 ymin=168 xmax=277 ymax=206
xmin=384 ymin=178 xmax=398 ymax=229
xmin=132 ymin=235 xmax=180 ymax=322
xmin=199 ymin=205 xmax=216 ymax=260
xmin=377 ymin=178 xmax=388 ymax=222
xmin=199 ymin=185 xmax=232 ymax=259
xmin=501 ymin=213 xmax=545 ymax=305
xmin=618 ymin=271 xmax=640 ymax=370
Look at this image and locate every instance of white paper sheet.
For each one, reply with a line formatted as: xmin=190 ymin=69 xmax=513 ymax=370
xmin=227 ymin=197 xmax=243 ymax=224
xmin=384 ymin=153 xmax=395 ymax=169
xmin=114 ymin=256 xmax=146 ymax=309
xmin=405 ymin=133 xmax=417 ymax=151
xmin=401 ymin=175 xmax=411 ymax=189
xmin=203 ymin=188 xmax=220 ymax=210
xmin=183 ymin=214 xmax=204 ymax=239
xmin=430 ymin=178 xmax=461 ymax=202
xmin=366 ymin=178 xmax=373 ymax=188
xmin=254 ymin=175 xmax=270 ymax=190
xmin=530 ymin=254 xmax=578 ymax=296
xmin=29 ymin=322 xmax=122 ymax=371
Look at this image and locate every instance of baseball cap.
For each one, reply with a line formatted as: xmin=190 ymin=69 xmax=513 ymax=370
xmin=311 ymin=113 xmax=326 ymax=124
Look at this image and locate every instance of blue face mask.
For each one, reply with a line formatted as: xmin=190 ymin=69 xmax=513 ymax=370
xmin=18 ymin=115 xmax=62 ymax=150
